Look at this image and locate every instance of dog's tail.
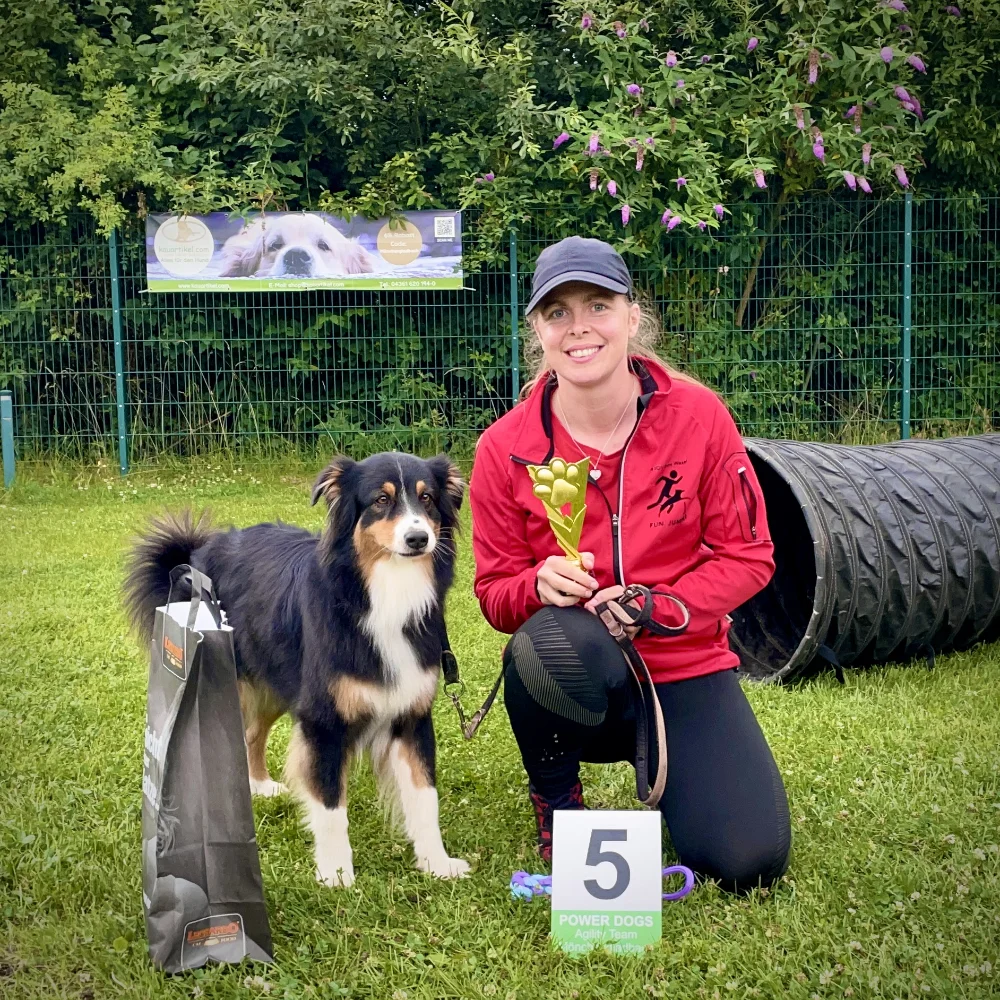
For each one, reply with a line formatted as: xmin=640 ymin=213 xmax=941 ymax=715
xmin=123 ymin=509 xmax=216 ymax=645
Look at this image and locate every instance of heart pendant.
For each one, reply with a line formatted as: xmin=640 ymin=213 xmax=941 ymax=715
xmin=591 ymin=469 xmax=602 ymax=481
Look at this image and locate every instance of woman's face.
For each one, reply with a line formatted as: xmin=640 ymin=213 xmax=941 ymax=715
xmin=530 ymin=281 xmax=640 ymax=389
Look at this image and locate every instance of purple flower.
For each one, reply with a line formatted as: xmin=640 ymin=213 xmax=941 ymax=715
xmin=675 ymin=176 xmax=687 ymax=188
xmin=627 ymin=83 xmax=642 ymax=95
xmin=621 ymin=204 xmax=631 ymax=225
xmin=845 ymin=105 xmax=858 ymax=119
xmin=661 ymin=209 xmax=673 ymax=225
xmin=894 ymin=163 xmax=909 ymax=187
xmin=843 ymin=171 xmax=858 ymax=190
xmin=667 ymin=215 xmax=682 ymax=231
xmin=907 ymin=54 xmax=926 ymax=73
xmin=697 ymin=220 xmax=708 ymax=231
xmin=614 ymin=21 xmax=627 ymax=39
xmin=553 ymin=131 xmax=570 ymax=149
xmin=813 ymin=138 xmax=825 ymax=161
xmin=945 ymin=5 xmax=962 ymax=16
xmin=714 ymin=203 xmax=725 ymax=219
xmin=754 ymin=168 xmax=767 ymax=189
xmin=701 ymin=54 xmax=712 ymax=64
xmin=894 ymin=86 xmax=911 ymax=102
xmin=589 ymin=169 xmax=599 ymax=191
xmin=808 ymin=49 xmax=820 ymax=84
xmin=794 ymin=105 xmax=806 ymax=130
xmin=484 ymin=172 xmax=495 ymax=182
xmin=588 ymin=133 xmax=600 ymax=153
xmin=665 ymin=50 xmax=677 ymax=68
xmin=858 ymin=176 xmax=872 ymax=194
xmin=862 ymin=142 xmax=872 ymax=165
xmin=676 ymin=79 xmax=685 ymax=89
xmin=747 ymin=37 xmax=759 ymax=53
xmin=882 ymin=0 xmax=908 ymax=10
xmin=581 ymin=14 xmax=592 ymax=29
xmin=898 ymin=24 xmax=912 ymax=33
xmin=636 ymin=150 xmax=645 ymax=171
xmin=881 ymin=46 xmax=894 ymax=64
xmin=640 ymin=19 xmax=650 ymax=31
xmin=645 ymin=137 xmax=655 ymax=147
xmin=607 ymin=179 xmax=618 ymax=197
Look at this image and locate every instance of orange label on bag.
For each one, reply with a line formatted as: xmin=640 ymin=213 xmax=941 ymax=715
xmin=162 ymin=634 xmax=185 ymax=679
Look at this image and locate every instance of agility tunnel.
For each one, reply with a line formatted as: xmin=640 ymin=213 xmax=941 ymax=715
xmin=729 ymin=433 xmax=1000 ymax=683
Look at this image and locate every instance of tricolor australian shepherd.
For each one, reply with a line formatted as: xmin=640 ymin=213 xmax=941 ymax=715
xmin=124 ymin=452 xmax=469 ymax=887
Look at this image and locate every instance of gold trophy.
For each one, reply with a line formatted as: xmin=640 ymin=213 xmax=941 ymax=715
xmin=527 ymin=457 xmax=590 ymax=568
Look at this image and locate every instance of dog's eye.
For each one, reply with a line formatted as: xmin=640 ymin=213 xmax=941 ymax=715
xmin=268 ymin=240 xmax=284 ymax=252
xmin=374 ymin=494 xmax=390 ymax=507
xmin=420 ymin=492 xmax=432 ymax=505
xmin=317 ymin=240 xmax=331 ymax=252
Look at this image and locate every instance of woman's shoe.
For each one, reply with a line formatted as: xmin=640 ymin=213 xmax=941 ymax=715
xmin=528 ymin=781 xmax=585 ymax=863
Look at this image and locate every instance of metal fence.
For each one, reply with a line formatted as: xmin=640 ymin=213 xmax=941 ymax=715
xmin=1 ymin=195 xmax=997 ymax=472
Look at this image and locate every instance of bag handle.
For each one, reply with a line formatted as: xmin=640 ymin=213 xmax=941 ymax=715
xmin=167 ymin=564 xmax=222 ymax=631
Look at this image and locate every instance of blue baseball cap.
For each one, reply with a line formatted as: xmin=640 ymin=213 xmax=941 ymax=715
xmin=525 ymin=236 xmax=634 ymax=314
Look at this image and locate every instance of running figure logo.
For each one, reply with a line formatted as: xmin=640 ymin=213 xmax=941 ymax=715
xmin=648 ymin=471 xmax=684 ymax=513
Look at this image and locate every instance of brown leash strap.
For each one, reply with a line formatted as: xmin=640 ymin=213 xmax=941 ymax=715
xmin=597 ymin=585 xmax=688 ymax=809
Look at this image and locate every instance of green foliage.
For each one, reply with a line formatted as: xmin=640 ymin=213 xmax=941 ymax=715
xmin=1 ymin=2 xmax=999 ymax=231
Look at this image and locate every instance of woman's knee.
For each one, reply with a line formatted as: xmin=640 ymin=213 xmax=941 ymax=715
xmin=680 ymin=834 xmax=791 ymax=895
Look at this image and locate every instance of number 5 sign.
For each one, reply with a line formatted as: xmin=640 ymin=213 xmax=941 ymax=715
xmin=550 ymin=810 xmax=662 ymax=955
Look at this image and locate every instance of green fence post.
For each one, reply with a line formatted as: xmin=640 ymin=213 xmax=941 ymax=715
xmin=108 ymin=228 xmax=129 ymax=474
xmin=1 ymin=390 xmax=14 ymax=489
xmin=509 ymin=227 xmax=520 ymax=404
xmin=900 ymin=192 xmax=913 ymax=440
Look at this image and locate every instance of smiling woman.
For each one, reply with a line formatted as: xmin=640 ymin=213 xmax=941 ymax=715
xmin=468 ymin=236 xmax=792 ymax=893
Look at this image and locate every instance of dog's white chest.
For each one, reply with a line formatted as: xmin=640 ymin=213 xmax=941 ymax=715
xmin=361 ymin=558 xmax=439 ymax=717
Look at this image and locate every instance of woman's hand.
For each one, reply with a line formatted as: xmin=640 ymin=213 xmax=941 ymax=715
xmin=535 ymin=552 xmax=599 ymax=607
xmin=585 ymin=585 xmax=640 ymax=639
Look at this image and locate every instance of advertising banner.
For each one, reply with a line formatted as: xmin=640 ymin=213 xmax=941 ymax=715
xmin=146 ymin=210 xmax=463 ymax=292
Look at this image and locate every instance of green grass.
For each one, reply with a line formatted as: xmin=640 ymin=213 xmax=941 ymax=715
xmin=2 ymin=459 xmax=999 ymax=1000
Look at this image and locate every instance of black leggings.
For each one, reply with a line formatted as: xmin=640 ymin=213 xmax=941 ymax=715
xmin=503 ymin=606 xmax=792 ymax=893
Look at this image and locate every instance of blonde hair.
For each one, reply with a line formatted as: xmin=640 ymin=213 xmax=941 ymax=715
xmin=519 ymin=293 xmax=706 ymax=399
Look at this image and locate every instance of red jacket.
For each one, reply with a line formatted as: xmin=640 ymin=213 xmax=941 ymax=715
xmin=468 ymin=356 xmax=775 ymax=683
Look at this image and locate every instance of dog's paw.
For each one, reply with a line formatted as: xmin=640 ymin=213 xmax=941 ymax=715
xmin=250 ymin=778 xmax=288 ymax=798
xmin=417 ymin=855 xmax=472 ymax=880
xmin=316 ymin=863 xmax=355 ymax=888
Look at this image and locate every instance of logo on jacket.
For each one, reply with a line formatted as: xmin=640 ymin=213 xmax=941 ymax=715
xmin=647 ymin=471 xmax=684 ymax=513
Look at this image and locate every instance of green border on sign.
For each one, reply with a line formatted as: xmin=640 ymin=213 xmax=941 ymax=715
xmin=551 ymin=910 xmax=661 ymax=955
xmin=147 ymin=277 xmax=465 ymax=292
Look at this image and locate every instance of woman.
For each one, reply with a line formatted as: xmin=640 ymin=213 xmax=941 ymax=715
xmin=468 ymin=236 xmax=791 ymax=894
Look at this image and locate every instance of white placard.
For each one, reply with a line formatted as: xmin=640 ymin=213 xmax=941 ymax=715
xmin=550 ymin=810 xmax=662 ymax=955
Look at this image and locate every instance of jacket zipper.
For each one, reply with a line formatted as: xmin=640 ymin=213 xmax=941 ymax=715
xmin=737 ymin=467 xmax=758 ymax=540
xmin=612 ymin=407 xmax=645 ymax=586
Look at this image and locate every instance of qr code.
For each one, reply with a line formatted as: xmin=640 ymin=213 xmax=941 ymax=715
xmin=434 ymin=216 xmax=456 ymax=239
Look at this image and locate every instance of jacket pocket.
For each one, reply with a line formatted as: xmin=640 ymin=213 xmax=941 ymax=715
xmin=723 ymin=454 xmax=762 ymax=543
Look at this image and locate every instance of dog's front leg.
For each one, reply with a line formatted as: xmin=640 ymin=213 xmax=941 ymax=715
xmin=385 ymin=714 xmax=470 ymax=879
xmin=286 ymin=718 xmax=355 ymax=887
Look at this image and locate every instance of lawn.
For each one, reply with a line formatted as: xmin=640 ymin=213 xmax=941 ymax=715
xmin=1 ymin=459 xmax=999 ymax=1000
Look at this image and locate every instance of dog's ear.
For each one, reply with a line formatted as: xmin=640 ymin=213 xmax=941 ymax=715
xmin=344 ymin=242 xmax=377 ymax=274
xmin=311 ymin=456 xmax=356 ymax=507
xmin=428 ymin=454 xmax=465 ymax=511
xmin=218 ymin=220 xmax=264 ymax=277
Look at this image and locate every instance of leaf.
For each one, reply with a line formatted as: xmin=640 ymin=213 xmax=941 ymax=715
xmin=112 ymin=937 xmax=129 ymax=952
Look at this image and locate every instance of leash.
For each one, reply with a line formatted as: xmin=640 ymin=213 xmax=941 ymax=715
xmin=594 ymin=584 xmax=689 ymax=809
xmin=510 ymin=865 xmax=696 ymax=901
xmin=441 ymin=633 xmax=503 ymax=741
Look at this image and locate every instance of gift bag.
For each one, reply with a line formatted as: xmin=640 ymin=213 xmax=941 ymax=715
xmin=141 ymin=565 xmax=273 ymax=973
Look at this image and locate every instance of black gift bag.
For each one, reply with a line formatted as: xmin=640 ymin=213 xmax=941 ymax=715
xmin=141 ymin=565 xmax=273 ymax=973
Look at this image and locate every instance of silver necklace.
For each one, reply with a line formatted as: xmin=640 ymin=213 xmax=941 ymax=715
xmin=557 ymin=380 xmax=637 ymax=481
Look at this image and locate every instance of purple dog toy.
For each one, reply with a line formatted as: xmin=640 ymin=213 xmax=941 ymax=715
xmin=511 ymin=865 xmax=696 ymax=901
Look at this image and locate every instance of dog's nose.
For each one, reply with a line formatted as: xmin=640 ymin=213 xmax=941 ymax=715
xmin=283 ymin=248 xmax=312 ymax=275
xmin=404 ymin=529 xmax=429 ymax=552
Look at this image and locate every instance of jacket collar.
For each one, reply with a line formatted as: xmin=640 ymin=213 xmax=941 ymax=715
xmin=512 ymin=355 xmax=671 ymax=465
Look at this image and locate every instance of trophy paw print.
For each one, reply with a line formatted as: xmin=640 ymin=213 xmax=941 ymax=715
xmin=527 ymin=457 xmax=590 ymax=568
